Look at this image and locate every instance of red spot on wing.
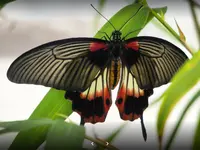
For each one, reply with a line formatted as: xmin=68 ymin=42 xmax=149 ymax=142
xmin=116 ymin=84 xmax=126 ymax=113
xmin=104 ymin=87 xmax=111 ymax=113
xmin=125 ymin=41 xmax=139 ymax=51
xmin=116 ymin=84 xmax=126 ymax=100
xmin=90 ymin=42 xmax=108 ymax=52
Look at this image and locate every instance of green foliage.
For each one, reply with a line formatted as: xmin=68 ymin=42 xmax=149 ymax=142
xmin=0 ymin=119 xmax=85 ymax=150
xmin=193 ymin=112 xmax=200 ymax=150
xmin=9 ymin=89 xmax=72 ymax=150
xmin=0 ymin=0 xmax=15 ymax=9
xmin=45 ymin=120 xmax=85 ymax=150
xmin=165 ymin=90 xmax=200 ymax=150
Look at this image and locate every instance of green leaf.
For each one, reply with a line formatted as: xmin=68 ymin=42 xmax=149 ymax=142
xmin=157 ymin=51 xmax=200 ymax=147
xmin=9 ymin=89 xmax=72 ymax=150
xmin=0 ymin=0 xmax=15 ymax=9
xmin=165 ymin=90 xmax=200 ymax=150
xmin=193 ymin=112 xmax=200 ymax=150
xmin=0 ymin=119 xmax=54 ymax=135
xmin=45 ymin=120 xmax=85 ymax=150
xmin=146 ymin=6 xmax=167 ymax=24
xmin=94 ymin=3 xmax=167 ymax=40
xmin=94 ymin=3 xmax=150 ymax=39
xmin=106 ymin=123 xmax=127 ymax=143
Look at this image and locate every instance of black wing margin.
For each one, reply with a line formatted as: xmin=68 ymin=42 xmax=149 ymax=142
xmin=7 ymin=38 xmax=110 ymax=91
xmin=122 ymin=36 xmax=188 ymax=89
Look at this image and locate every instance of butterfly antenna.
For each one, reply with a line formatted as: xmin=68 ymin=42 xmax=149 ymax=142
xmin=119 ymin=5 xmax=143 ymax=31
xmin=91 ymin=4 xmax=116 ymax=30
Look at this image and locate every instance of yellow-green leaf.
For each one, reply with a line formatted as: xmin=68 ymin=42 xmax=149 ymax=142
xmin=193 ymin=112 xmax=200 ymax=150
xmin=45 ymin=120 xmax=85 ymax=150
xmin=165 ymin=90 xmax=200 ymax=150
xmin=0 ymin=119 xmax=54 ymax=134
xmin=9 ymin=89 xmax=72 ymax=150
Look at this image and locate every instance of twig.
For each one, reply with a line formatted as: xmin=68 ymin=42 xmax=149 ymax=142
xmin=188 ymin=0 xmax=200 ymax=50
xmin=192 ymin=0 xmax=200 ymax=8
xmin=85 ymin=135 xmax=119 ymax=150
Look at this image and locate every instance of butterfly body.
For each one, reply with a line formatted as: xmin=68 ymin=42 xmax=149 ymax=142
xmin=109 ymin=59 xmax=121 ymax=89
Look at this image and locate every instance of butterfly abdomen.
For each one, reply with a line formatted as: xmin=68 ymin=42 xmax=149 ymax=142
xmin=109 ymin=59 xmax=121 ymax=89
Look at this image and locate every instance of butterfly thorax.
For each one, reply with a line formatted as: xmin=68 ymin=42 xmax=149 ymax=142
xmin=111 ymin=30 xmax=122 ymax=42
xmin=110 ymin=30 xmax=123 ymax=59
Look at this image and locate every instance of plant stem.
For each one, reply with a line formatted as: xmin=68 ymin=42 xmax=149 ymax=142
xmin=188 ymin=0 xmax=200 ymax=50
xmin=148 ymin=7 xmax=194 ymax=55
xmin=85 ymin=135 xmax=119 ymax=150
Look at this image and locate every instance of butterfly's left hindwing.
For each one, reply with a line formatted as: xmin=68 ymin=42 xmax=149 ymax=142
xmin=116 ymin=65 xmax=153 ymax=121
xmin=65 ymin=68 xmax=112 ymax=124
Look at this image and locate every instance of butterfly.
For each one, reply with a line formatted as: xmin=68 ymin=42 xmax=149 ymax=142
xmin=6 ymin=5 xmax=188 ymax=141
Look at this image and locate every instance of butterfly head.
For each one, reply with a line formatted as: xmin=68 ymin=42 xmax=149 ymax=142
xmin=111 ymin=30 xmax=122 ymax=42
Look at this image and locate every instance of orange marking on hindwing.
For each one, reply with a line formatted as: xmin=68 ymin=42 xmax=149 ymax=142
xmin=127 ymin=88 xmax=133 ymax=96
xmin=139 ymin=89 xmax=144 ymax=96
xmin=104 ymin=87 xmax=110 ymax=100
xmin=80 ymin=93 xmax=86 ymax=99
xmin=87 ymin=93 xmax=94 ymax=101
xmin=96 ymin=91 xmax=102 ymax=97
xmin=116 ymin=84 xmax=126 ymax=100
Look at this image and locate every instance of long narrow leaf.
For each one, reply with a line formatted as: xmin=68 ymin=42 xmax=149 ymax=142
xmin=0 ymin=119 xmax=54 ymax=134
xmin=45 ymin=120 xmax=85 ymax=150
xmin=157 ymin=51 xmax=200 ymax=147
xmin=165 ymin=90 xmax=200 ymax=150
xmin=193 ymin=112 xmax=200 ymax=150
xmin=9 ymin=89 xmax=72 ymax=150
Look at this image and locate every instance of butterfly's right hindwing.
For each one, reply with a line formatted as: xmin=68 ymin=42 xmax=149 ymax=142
xmin=7 ymin=38 xmax=110 ymax=91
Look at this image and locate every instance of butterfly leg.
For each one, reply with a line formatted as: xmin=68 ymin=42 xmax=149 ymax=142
xmin=100 ymin=36 xmax=108 ymax=41
xmin=97 ymin=31 xmax=111 ymax=40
